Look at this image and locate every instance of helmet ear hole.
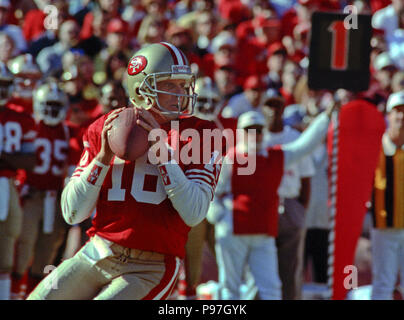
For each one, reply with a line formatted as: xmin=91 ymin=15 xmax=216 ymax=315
xmin=135 ymin=87 xmax=142 ymax=97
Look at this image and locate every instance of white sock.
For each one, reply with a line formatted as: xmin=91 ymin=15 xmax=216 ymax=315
xmin=0 ymin=274 xmax=11 ymax=300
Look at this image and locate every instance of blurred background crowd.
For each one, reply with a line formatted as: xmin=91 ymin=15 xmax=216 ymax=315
xmin=0 ymin=0 xmax=403 ymax=300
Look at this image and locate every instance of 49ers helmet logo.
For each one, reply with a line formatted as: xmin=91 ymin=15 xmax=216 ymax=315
xmin=128 ymin=55 xmax=147 ymax=76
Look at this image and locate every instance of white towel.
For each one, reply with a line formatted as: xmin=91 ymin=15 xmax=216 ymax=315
xmin=78 ymin=234 xmax=113 ymax=265
xmin=43 ymin=191 xmax=56 ymax=234
xmin=0 ymin=177 xmax=10 ymax=221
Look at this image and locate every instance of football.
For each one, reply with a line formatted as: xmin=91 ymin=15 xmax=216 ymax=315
xmin=107 ymin=107 xmax=150 ymax=161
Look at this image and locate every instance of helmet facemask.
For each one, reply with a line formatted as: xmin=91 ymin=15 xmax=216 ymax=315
xmin=34 ymin=82 xmax=69 ymax=126
xmin=135 ymin=70 xmax=197 ymax=117
xmin=40 ymin=100 xmax=67 ymax=126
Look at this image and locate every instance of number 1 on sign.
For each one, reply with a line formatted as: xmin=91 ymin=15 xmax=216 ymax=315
xmin=328 ymin=21 xmax=349 ymax=70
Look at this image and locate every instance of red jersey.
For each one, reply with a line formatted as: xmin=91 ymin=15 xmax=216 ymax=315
xmin=0 ymin=106 xmax=37 ymax=178
xmin=72 ymin=113 xmax=222 ymax=258
xmin=26 ymin=122 xmax=70 ymax=191
xmin=229 ymin=147 xmax=284 ymax=236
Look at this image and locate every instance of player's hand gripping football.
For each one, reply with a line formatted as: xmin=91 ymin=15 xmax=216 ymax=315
xmin=135 ymin=107 xmax=172 ymax=164
xmin=135 ymin=107 xmax=162 ymax=140
xmin=96 ymin=107 xmax=125 ymax=165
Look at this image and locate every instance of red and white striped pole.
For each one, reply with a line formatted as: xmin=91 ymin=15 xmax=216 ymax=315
xmin=327 ymin=106 xmax=340 ymax=300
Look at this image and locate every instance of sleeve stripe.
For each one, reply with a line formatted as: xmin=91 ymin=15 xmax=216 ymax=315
xmin=186 ymin=172 xmax=215 ymax=183
xmin=72 ymin=168 xmax=84 ymax=176
xmin=185 ymin=169 xmax=216 ymax=181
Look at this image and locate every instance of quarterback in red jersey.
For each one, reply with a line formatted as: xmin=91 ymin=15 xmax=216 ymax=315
xmin=0 ymin=62 xmax=37 ymax=300
xmin=13 ymin=80 xmax=70 ymax=299
xmin=28 ymin=42 xmax=223 ymax=300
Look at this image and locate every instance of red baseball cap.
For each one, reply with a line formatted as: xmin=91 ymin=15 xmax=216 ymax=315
xmin=220 ymin=1 xmax=251 ymax=25
xmin=243 ymin=75 xmax=266 ymax=90
xmin=107 ymin=19 xmax=128 ymax=34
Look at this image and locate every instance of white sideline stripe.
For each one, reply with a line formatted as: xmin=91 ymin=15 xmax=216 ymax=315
xmin=153 ymin=257 xmax=181 ymax=300
xmin=161 ymin=42 xmax=184 ymax=65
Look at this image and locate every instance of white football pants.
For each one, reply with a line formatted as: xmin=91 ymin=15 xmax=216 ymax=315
xmin=215 ymin=234 xmax=282 ymax=300
xmin=371 ymin=228 xmax=404 ymax=300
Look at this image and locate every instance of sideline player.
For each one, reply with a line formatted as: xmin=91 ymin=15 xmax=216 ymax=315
xmin=0 ymin=62 xmax=37 ymax=300
xmin=27 ymin=42 xmax=222 ymax=300
xmin=13 ymin=80 xmax=70 ymax=298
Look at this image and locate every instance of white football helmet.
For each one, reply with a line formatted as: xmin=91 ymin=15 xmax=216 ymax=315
xmin=194 ymin=76 xmax=221 ymax=121
xmin=126 ymin=42 xmax=198 ymax=116
xmin=8 ymin=54 xmax=42 ymax=99
xmin=0 ymin=61 xmax=14 ymax=106
xmin=33 ymin=81 xmax=69 ymax=126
